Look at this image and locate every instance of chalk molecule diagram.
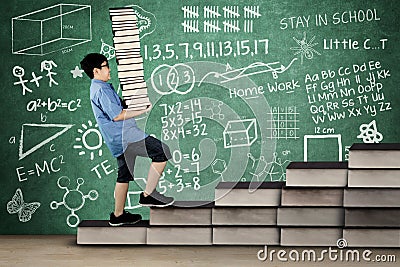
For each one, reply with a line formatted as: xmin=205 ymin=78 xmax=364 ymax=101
xmin=206 ymin=100 xmax=224 ymax=120
xmin=100 ymin=39 xmax=115 ymax=60
xmin=50 ymin=176 xmax=98 ymax=227
xmin=211 ymin=158 xmax=227 ymax=181
xmin=357 ymin=120 xmax=383 ymax=143
xmin=247 ymin=152 xmax=289 ymax=181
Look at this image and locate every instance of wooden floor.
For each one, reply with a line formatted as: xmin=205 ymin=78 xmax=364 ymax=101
xmin=0 ymin=235 xmax=398 ymax=267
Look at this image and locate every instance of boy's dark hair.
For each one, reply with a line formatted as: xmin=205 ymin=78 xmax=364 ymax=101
xmin=80 ymin=53 xmax=108 ymax=79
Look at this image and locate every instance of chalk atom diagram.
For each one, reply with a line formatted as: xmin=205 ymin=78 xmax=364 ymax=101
xmin=100 ymin=39 xmax=115 ymax=60
xmin=50 ymin=176 xmax=98 ymax=227
xmin=357 ymin=120 xmax=383 ymax=143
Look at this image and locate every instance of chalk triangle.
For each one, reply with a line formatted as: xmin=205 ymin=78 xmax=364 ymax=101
xmin=18 ymin=123 xmax=74 ymax=160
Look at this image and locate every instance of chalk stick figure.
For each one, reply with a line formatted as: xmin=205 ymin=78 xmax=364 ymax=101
xmin=13 ymin=66 xmax=32 ymax=95
xmin=41 ymin=60 xmax=59 ymax=87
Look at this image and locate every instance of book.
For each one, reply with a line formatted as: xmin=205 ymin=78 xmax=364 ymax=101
xmin=348 ymin=169 xmax=400 ymax=187
xmin=344 ymin=188 xmax=400 ymax=207
xmin=345 ymin=208 xmax=400 ymax=227
xmin=282 ymin=187 xmax=343 ymax=206
xmin=215 ymin=182 xmax=284 ymax=206
xmin=349 ymin=143 xmax=400 ymax=168
xmin=278 ymin=207 xmax=344 ymax=226
xmin=285 ymin=162 xmax=348 ymax=187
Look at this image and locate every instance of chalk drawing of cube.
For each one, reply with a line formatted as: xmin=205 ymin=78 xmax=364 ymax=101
xmin=12 ymin=4 xmax=92 ymax=56
xmin=223 ymin=119 xmax=258 ymax=148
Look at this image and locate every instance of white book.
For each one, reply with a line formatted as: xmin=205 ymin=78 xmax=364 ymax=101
xmin=111 ymin=22 xmax=138 ymax=32
xmin=278 ymin=207 xmax=344 ymax=226
xmin=114 ymin=42 xmax=140 ymax=50
xmin=348 ymin=169 xmax=400 ymax=187
xmin=343 ymin=229 xmax=400 ymax=247
xmin=119 ymin=77 xmax=145 ymax=85
xmin=117 ymin=64 xmax=143 ymax=72
xmin=215 ymin=182 xmax=284 ymax=207
xmin=109 ymin=8 xmax=135 ymax=16
xmin=126 ymin=104 xmax=151 ymax=111
xmin=117 ymin=69 xmax=144 ymax=78
xmin=111 ymin=14 xmax=137 ymax=22
xmin=281 ymin=228 xmax=342 ymax=246
xmin=126 ymin=97 xmax=150 ymax=105
xmin=124 ymin=95 xmax=149 ymax=101
xmin=116 ymin=49 xmax=141 ymax=58
xmin=117 ymin=57 xmax=143 ymax=65
xmin=121 ymin=86 xmax=148 ymax=94
xmin=285 ymin=162 xmax=348 ymax=187
xmin=114 ymin=29 xmax=140 ymax=37
xmin=344 ymin=188 xmax=400 ymax=207
xmin=348 ymin=143 xmax=400 ymax=168
xmin=113 ymin=35 xmax=140 ymax=44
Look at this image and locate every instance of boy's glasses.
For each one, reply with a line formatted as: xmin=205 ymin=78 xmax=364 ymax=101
xmin=99 ymin=63 xmax=109 ymax=69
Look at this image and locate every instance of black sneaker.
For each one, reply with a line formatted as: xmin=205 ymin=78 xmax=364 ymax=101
xmin=139 ymin=190 xmax=174 ymax=207
xmin=109 ymin=210 xmax=142 ymax=226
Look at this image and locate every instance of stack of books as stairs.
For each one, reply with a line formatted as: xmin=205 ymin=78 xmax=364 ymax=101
xmin=77 ymin=182 xmax=284 ymax=245
xmin=282 ymin=161 xmax=347 ymax=246
xmin=344 ymin=143 xmax=400 ymax=247
xmin=77 ymin=143 xmax=400 ymax=247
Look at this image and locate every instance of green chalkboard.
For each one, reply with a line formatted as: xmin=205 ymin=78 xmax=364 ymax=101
xmin=0 ymin=0 xmax=399 ymax=234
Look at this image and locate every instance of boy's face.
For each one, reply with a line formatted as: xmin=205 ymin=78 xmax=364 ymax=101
xmin=93 ymin=61 xmax=110 ymax=82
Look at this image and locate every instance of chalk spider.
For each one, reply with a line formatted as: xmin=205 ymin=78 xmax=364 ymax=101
xmin=290 ymin=32 xmax=321 ymax=64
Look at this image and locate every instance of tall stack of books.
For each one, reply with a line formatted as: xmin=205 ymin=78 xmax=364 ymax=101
xmin=213 ymin=182 xmax=283 ymax=245
xmin=344 ymin=143 xmax=400 ymax=247
xmin=109 ymin=8 xmax=150 ymax=111
xmin=281 ymin=162 xmax=348 ymax=246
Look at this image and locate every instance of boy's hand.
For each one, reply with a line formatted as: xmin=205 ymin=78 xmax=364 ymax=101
xmin=114 ymin=103 xmax=152 ymax=121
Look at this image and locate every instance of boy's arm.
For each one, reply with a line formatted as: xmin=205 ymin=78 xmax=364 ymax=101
xmin=113 ymin=104 xmax=152 ymax=121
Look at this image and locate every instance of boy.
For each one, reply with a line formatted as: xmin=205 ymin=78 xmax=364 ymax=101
xmin=80 ymin=53 xmax=174 ymax=226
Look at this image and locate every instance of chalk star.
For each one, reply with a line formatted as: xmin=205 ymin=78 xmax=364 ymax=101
xmin=70 ymin=66 xmax=84 ymax=78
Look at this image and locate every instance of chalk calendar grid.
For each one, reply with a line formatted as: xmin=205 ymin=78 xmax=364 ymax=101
xmin=267 ymin=106 xmax=299 ymax=139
